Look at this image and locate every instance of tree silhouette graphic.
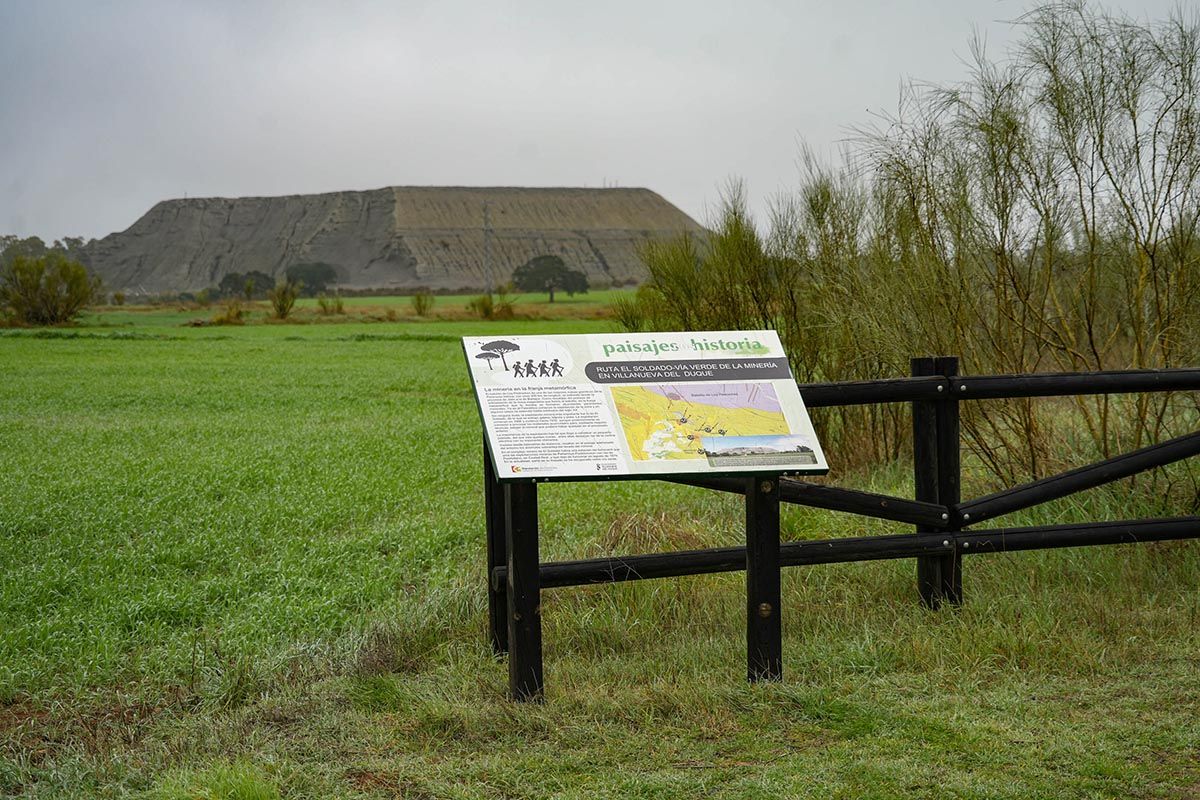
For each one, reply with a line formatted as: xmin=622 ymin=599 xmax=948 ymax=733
xmin=480 ymin=340 xmax=519 ymax=370
xmin=476 ymin=352 xmax=500 ymax=370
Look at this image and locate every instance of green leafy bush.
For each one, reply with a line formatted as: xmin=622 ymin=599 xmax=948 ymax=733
xmin=0 ymin=253 xmax=99 ymax=325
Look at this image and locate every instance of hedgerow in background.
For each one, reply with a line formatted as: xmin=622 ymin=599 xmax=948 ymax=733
xmin=622 ymin=2 xmax=1200 ymax=492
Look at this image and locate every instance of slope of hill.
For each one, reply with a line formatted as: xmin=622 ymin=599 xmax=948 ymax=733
xmin=82 ymin=186 xmax=704 ymax=292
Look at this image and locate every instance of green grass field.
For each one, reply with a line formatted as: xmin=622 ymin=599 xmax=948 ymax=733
xmin=1 ymin=303 xmax=1198 ymax=798
xmin=79 ymin=288 xmax=631 ymax=331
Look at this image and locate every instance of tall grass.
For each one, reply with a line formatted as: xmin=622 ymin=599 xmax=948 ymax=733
xmin=315 ymin=290 xmax=344 ymax=315
xmin=621 ymin=3 xmax=1200 ymax=489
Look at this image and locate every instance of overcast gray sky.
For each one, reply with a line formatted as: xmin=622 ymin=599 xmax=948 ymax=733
xmin=0 ymin=0 xmax=1184 ymax=241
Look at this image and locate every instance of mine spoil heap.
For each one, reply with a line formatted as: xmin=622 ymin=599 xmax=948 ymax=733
xmin=83 ymin=186 xmax=704 ymax=293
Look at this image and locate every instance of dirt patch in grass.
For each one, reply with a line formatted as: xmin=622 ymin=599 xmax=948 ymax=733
xmin=345 ymin=768 xmax=435 ymax=798
xmin=0 ymin=696 xmax=165 ymax=765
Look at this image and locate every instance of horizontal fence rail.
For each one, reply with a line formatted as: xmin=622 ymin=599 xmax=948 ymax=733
xmin=797 ymin=376 xmax=948 ymax=407
xmin=491 ymin=517 xmax=1200 ymax=590
xmin=795 ymin=367 xmax=1200 ymax=408
xmin=669 ymin=476 xmax=951 ymax=529
xmin=958 ymin=517 xmax=1200 ymax=553
xmin=951 ymin=368 xmax=1200 ymax=400
xmin=956 ymin=431 xmax=1200 ymax=524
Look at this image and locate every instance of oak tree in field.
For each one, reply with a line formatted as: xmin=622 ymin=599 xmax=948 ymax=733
xmin=285 ymin=262 xmax=338 ymax=296
xmin=512 ymin=255 xmax=588 ymax=302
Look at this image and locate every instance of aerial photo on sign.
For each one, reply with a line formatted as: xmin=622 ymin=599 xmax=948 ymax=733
xmin=463 ymin=331 xmax=827 ymax=481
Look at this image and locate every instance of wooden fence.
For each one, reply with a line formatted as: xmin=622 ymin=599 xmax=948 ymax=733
xmin=483 ymin=357 xmax=1200 ymax=700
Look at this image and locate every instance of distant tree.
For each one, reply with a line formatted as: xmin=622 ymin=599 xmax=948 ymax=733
xmin=1 ymin=253 xmax=100 ymax=325
xmin=511 ymin=255 xmax=588 ymax=302
xmin=243 ymin=271 xmax=274 ymax=300
xmin=561 ymin=268 xmax=589 ymax=298
xmin=285 ymin=262 xmax=337 ymax=296
xmin=0 ymin=236 xmax=94 ymax=270
xmin=219 ymin=270 xmax=275 ymax=299
xmin=1 ymin=236 xmax=48 ymax=270
xmin=218 ymin=272 xmax=246 ymax=298
xmin=55 ymin=237 xmax=90 ymax=261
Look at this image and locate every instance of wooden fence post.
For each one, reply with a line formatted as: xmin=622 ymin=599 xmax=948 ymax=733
xmin=505 ymin=481 xmax=543 ymax=701
xmin=483 ymin=443 xmax=508 ymax=654
xmin=913 ymin=355 xmax=963 ymax=608
xmin=913 ymin=357 xmax=946 ymax=608
xmin=934 ymin=356 xmax=963 ymax=605
xmin=746 ymin=475 xmax=782 ymax=682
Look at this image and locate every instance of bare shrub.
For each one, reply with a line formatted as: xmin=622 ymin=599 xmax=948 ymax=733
xmin=410 ymin=291 xmax=434 ymax=316
xmin=316 ymin=291 xmax=344 ymax=315
xmin=268 ymin=280 xmax=301 ymax=320
xmin=625 ymin=4 xmax=1200 ymax=488
xmin=492 ymin=286 xmax=515 ymax=320
xmin=467 ymin=294 xmax=494 ymax=319
xmin=211 ymin=299 xmax=246 ymax=325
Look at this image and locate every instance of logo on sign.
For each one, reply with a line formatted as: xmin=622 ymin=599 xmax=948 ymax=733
xmin=472 ymin=339 xmax=573 ymax=381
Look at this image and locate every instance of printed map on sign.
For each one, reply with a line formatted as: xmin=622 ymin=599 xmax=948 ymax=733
xmin=611 ymin=382 xmax=789 ymax=460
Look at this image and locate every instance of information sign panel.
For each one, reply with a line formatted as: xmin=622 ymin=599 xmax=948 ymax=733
xmin=464 ymin=330 xmax=828 ymax=481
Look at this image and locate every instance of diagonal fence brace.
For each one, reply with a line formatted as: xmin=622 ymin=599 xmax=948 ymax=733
xmin=956 ymin=430 xmax=1200 ymax=524
xmin=669 ymin=476 xmax=951 ymax=529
